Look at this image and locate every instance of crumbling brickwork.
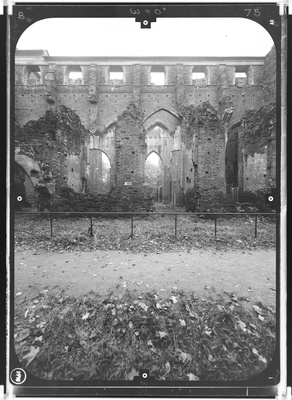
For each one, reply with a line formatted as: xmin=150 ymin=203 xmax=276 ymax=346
xmin=15 ymin=106 xmax=88 ymax=209
xmin=238 ymin=104 xmax=276 ymax=195
xmin=263 ymin=46 xmax=277 ymax=104
xmin=14 ymin=49 xmax=277 ymax=211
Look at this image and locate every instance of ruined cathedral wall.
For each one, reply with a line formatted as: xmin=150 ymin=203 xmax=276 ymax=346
xmin=15 ymin=59 xmax=267 ymax=130
xmin=236 ymin=47 xmax=276 ymax=199
xmin=181 ymin=102 xmax=226 ymax=210
xmin=15 ymin=106 xmax=89 ymax=210
xmin=15 ymin=65 xmax=48 ymax=125
xmin=263 ymin=46 xmax=277 ymax=104
xmin=237 ymin=103 xmax=276 ymax=198
xmin=15 ymin=54 xmax=275 ymax=210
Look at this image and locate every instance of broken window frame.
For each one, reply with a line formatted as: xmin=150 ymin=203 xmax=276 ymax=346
xmin=191 ymin=66 xmax=207 ymax=86
xmin=67 ymin=65 xmax=84 ymax=85
xmin=23 ymin=65 xmax=42 ymax=85
xmin=150 ymin=65 xmax=166 ymax=86
xmin=109 ymin=65 xmax=124 ymax=84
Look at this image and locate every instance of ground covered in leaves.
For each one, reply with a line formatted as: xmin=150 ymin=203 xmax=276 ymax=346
xmin=14 ymin=288 xmax=276 ymax=381
xmin=14 ymin=214 xmax=276 ymax=253
xmin=13 ymin=213 xmax=277 ymax=382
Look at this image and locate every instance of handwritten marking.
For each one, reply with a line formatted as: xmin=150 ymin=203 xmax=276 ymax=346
xmin=130 ymin=8 xmax=140 ymax=15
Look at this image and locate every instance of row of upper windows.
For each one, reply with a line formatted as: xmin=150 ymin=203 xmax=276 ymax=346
xmin=20 ymin=65 xmax=250 ymax=86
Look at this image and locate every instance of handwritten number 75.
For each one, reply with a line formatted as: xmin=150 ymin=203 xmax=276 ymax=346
xmin=245 ymin=9 xmax=261 ymax=17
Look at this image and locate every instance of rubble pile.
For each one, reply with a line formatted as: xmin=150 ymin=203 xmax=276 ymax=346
xmin=185 ymin=186 xmax=237 ymax=213
xmin=51 ymin=185 xmax=155 ymax=213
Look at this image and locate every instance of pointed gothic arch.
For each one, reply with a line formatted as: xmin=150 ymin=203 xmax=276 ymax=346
xmin=145 ymin=149 xmax=163 ymax=163
xmin=143 ymin=107 xmax=182 ymax=124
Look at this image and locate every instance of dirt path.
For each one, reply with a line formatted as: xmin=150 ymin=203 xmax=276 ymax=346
xmin=14 ymin=248 xmax=276 ymax=309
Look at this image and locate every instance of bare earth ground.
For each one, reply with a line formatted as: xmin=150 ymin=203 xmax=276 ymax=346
xmin=15 ymin=248 xmax=276 ymax=310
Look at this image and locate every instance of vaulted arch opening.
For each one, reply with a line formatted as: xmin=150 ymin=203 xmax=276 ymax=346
xmin=145 ymin=151 xmax=164 ymax=202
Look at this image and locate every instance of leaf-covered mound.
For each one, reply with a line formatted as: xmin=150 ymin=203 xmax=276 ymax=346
xmin=14 ymin=214 xmax=276 ymax=253
xmin=14 ymin=288 xmax=276 ymax=381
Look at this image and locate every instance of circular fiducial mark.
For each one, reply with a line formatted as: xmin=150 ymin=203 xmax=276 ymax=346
xmin=17 ymin=196 xmax=22 ymax=202
xmin=143 ymin=20 xmax=149 ymax=26
xmin=10 ymin=368 xmax=27 ymax=385
xmin=268 ymin=196 xmax=274 ymax=202
xmin=142 ymin=372 xmax=148 ymax=379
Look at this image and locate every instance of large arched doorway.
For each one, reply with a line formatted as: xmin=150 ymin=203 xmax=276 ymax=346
xmin=145 ymin=125 xmax=170 ymax=203
xmin=88 ymin=150 xmax=111 ymax=194
xmin=145 ymin=151 xmax=163 ymax=202
xmin=14 ymin=162 xmax=37 ymax=209
xmin=143 ymin=108 xmax=182 ymax=204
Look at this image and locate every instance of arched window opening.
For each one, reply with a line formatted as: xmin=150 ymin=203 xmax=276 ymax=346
xmin=146 ymin=126 xmax=165 ymax=154
xmin=192 ymin=66 xmax=206 ymax=86
xmin=150 ymin=66 xmax=165 ymax=85
xmin=109 ymin=66 xmax=124 ymax=84
xmin=25 ymin=66 xmax=42 ymax=85
xmin=145 ymin=152 xmax=163 ymax=201
xmin=235 ymin=67 xmax=248 ymax=86
xmin=89 ymin=150 xmax=111 ymax=194
xmin=68 ymin=66 xmax=83 ymax=84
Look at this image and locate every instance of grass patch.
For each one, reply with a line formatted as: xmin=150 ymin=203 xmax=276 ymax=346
xmin=14 ymin=214 xmax=276 ymax=253
xmin=14 ymin=288 xmax=276 ymax=381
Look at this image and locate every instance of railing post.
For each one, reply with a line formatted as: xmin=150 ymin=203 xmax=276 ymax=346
xmin=50 ymin=212 xmax=53 ymax=236
xmin=214 ymin=216 xmax=217 ymax=237
xmin=131 ymin=215 xmax=134 ymax=239
xmin=89 ymin=216 xmax=93 ymax=237
xmin=175 ymin=214 xmax=177 ymax=236
xmin=255 ymin=215 xmax=258 ymax=238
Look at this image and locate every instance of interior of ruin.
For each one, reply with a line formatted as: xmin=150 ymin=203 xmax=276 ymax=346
xmin=14 ymin=47 xmax=277 ymax=212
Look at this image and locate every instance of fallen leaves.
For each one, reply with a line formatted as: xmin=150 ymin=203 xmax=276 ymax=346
xmin=238 ymin=320 xmax=247 ymax=332
xmin=14 ymin=289 xmax=276 ymax=382
xmin=157 ymin=331 xmax=168 ymax=338
xmin=187 ymin=372 xmax=200 ymax=381
xmin=138 ymin=302 xmax=149 ymax=312
xmin=252 ymin=305 xmax=262 ymax=314
xmin=81 ymin=312 xmax=90 ymax=320
xmin=15 ymin=328 xmax=30 ymax=343
xmin=15 ymin=215 xmax=276 ymax=254
xmin=177 ymin=350 xmax=192 ymax=363
xmin=170 ymin=296 xmax=178 ymax=304
xmin=22 ymin=346 xmax=40 ymax=366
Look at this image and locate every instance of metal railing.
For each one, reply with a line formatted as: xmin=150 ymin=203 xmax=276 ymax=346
xmin=14 ymin=211 xmax=277 ymax=239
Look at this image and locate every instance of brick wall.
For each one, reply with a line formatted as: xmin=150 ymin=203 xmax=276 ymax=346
xmin=14 ymin=53 xmax=277 ymax=211
xmin=238 ymin=103 xmax=276 ymax=195
xmin=263 ymin=46 xmax=277 ymax=104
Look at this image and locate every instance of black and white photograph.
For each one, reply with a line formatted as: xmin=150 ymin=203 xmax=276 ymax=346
xmin=7 ymin=2 xmax=286 ymax=397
